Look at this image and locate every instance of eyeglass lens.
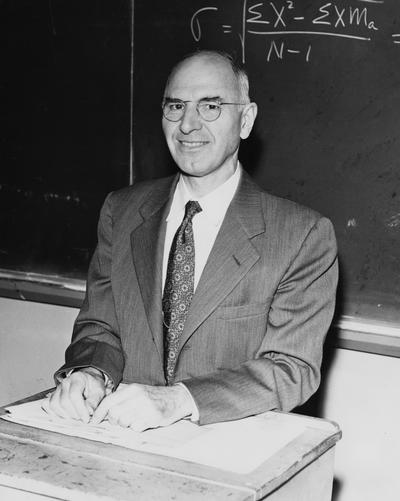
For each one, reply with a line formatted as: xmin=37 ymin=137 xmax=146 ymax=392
xmin=163 ymin=101 xmax=221 ymax=122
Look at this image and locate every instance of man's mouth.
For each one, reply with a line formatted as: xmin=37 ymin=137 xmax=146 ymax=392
xmin=178 ymin=140 xmax=208 ymax=149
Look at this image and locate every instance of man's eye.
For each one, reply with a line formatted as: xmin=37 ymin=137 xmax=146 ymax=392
xmin=202 ymin=102 xmax=220 ymax=111
xmin=169 ymin=102 xmax=184 ymax=111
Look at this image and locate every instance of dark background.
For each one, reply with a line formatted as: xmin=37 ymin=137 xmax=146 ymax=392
xmin=1 ymin=0 xmax=399 ymax=323
xmin=133 ymin=0 xmax=400 ymax=323
xmin=0 ymin=0 xmax=131 ymax=278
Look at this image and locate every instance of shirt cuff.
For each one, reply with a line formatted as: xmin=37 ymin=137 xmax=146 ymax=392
xmin=59 ymin=367 xmax=113 ymax=391
xmin=175 ymin=382 xmax=200 ymax=422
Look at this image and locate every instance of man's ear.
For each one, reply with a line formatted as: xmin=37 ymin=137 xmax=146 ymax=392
xmin=240 ymin=102 xmax=258 ymax=139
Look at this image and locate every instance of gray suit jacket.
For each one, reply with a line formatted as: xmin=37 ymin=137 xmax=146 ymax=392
xmin=58 ymin=171 xmax=338 ymax=425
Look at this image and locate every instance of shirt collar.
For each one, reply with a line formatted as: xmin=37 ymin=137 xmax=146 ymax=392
xmin=167 ymin=164 xmax=242 ymax=226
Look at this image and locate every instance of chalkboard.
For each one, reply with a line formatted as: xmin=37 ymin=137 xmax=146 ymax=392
xmin=133 ymin=0 xmax=400 ymax=323
xmin=0 ymin=0 xmax=132 ymax=280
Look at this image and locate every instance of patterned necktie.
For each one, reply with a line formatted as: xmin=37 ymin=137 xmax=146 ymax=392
xmin=162 ymin=200 xmax=202 ymax=384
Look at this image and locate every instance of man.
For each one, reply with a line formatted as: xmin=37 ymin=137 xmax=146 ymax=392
xmin=47 ymin=50 xmax=338 ymax=430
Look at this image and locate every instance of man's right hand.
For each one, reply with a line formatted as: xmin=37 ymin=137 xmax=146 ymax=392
xmin=45 ymin=368 xmax=109 ymax=423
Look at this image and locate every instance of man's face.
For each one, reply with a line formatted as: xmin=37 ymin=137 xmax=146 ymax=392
xmin=162 ymin=55 xmax=254 ymax=185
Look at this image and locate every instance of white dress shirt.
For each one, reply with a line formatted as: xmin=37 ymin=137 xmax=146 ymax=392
xmin=163 ymin=164 xmax=241 ymax=421
xmin=162 ymin=164 xmax=242 ymax=292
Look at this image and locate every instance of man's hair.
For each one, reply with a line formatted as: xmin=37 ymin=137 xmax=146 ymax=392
xmin=165 ymin=50 xmax=251 ymax=104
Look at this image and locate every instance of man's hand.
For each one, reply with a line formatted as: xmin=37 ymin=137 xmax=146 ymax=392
xmin=91 ymin=383 xmax=193 ymax=431
xmin=45 ymin=368 xmax=109 ymax=423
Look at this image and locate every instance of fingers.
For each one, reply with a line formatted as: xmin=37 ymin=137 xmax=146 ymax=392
xmin=47 ymin=378 xmax=85 ymax=421
xmin=91 ymin=384 xmax=188 ymax=431
xmin=92 ymin=395 xmax=149 ymax=431
xmin=84 ymin=386 xmax=105 ymax=414
xmin=47 ymin=381 xmax=189 ymax=432
xmin=46 ymin=371 xmax=105 ymax=423
xmin=70 ymin=376 xmax=93 ymax=422
xmin=90 ymin=394 xmax=113 ymax=425
xmin=107 ymin=405 xmax=135 ymax=429
xmin=91 ymin=388 xmax=140 ymax=426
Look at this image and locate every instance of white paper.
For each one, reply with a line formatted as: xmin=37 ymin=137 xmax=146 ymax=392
xmin=2 ymin=398 xmax=203 ymax=451
xmin=2 ymin=399 xmax=305 ymax=474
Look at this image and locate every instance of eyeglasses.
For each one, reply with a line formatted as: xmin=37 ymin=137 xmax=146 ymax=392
xmin=162 ymin=99 xmax=246 ymax=122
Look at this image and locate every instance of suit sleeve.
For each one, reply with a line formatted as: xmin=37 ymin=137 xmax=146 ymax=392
xmin=183 ymin=216 xmax=338 ymax=425
xmin=55 ymin=193 xmax=125 ymax=386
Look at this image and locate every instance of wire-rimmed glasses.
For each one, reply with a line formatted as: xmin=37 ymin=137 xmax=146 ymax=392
xmin=162 ymin=99 xmax=246 ymax=122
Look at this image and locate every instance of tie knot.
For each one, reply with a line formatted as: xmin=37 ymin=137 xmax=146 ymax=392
xmin=184 ymin=200 xmax=202 ymax=221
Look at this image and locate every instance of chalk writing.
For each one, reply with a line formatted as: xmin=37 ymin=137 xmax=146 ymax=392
xmin=190 ymin=6 xmax=218 ymax=42
xmin=393 ymin=34 xmax=400 ymax=44
xmin=190 ymin=0 xmax=397 ymax=63
xmin=267 ymin=41 xmax=312 ymax=61
xmin=312 ymin=3 xmax=378 ymax=30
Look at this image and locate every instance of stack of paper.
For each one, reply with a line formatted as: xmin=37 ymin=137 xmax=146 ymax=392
xmin=2 ymin=399 xmax=305 ymax=474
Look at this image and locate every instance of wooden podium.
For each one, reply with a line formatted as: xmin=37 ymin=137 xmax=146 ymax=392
xmin=0 ymin=394 xmax=341 ymax=501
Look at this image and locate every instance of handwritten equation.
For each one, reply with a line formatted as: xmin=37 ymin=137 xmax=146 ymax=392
xmin=190 ymin=1 xmax=400 ymax=62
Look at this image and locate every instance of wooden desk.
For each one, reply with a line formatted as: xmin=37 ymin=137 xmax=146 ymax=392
xmin=0 ymin=396 xmax=341 ymax=501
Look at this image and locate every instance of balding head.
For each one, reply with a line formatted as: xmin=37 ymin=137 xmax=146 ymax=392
xmin=165 ymin=50 xmax=251 ymax=104
xmin=161 ymin=50 xmax=257 ymax=196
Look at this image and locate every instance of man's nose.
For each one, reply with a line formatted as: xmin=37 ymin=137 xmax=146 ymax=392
xmin=179 ymin=103 xmax=202 ymax=134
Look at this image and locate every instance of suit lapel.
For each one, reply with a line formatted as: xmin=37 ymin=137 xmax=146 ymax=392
xmin=179 ymin=172 xmax=266 ymax=349
xmin=130 ymin=176 xmax=178 ymax=362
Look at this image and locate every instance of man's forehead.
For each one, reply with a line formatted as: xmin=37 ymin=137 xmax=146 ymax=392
xmin=165 ymin=56 xmax=239 ymax=97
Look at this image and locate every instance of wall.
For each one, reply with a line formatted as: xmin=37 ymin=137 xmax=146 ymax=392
xmin=0 ymin=298 xmax=78 ymax=405
xmin=323 ymin=348 xmax=400 ymax=501
xmin=0 ymin=297 xmax=399 ymax=500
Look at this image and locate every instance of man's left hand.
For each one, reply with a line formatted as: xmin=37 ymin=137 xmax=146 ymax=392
xmin=90 ymin=383 xmax=193 ymax=431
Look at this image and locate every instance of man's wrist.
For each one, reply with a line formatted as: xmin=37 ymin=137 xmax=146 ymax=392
xmin=58 ymin=367 xmax=114 ymax=391
xmin=79 ymin=367 xmax=104 ymax=380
